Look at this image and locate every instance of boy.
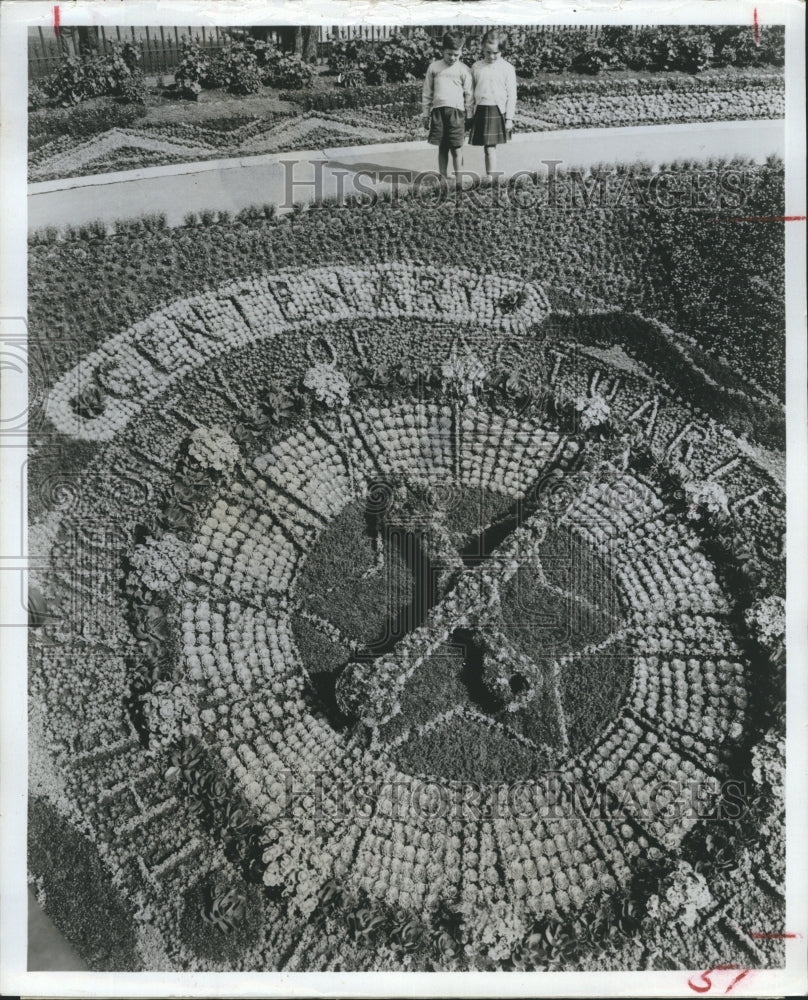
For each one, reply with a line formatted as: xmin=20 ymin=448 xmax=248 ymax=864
xmin=470 ymin=30 xmax=518 ymax=179
xmin=422 ymin=33 xmax=474 ymax=180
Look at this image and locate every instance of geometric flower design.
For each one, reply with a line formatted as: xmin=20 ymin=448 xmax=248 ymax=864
xmin=29 ymin=261 xmax=782 ymax=970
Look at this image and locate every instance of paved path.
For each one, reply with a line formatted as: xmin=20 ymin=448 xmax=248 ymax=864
xmin=28 ymin=119 xmax=784 ymax=231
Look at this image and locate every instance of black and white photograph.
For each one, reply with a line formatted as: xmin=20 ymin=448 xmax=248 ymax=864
xmin=1 ymin=0 xmax=806 ymax=995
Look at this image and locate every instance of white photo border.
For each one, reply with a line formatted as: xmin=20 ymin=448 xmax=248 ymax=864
xmin=1 ymin=1 xmax=805 ymax=996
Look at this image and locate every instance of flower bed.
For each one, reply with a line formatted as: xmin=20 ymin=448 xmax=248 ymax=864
xmin=517 ymin=73 xmax=782 ymax=130
xmin=28 ymin=162 xmax=786 ymax=972
xmin=28 ymin=162 xmax=786 ymax=414
xmin=29 ymin=67 xmax=783 ymax=183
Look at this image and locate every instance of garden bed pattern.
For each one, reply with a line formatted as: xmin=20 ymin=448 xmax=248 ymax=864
xmin=29 ymin=70 xmax=784 ymax=183
xmin=29 ymin=253 xmax=785 ymax=971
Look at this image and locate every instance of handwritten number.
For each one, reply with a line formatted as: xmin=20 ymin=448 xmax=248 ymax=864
xmin=687 ymin=966 xmax=751 ymax=995
xmin=688 ymin=969 xmax=714 ymax=993
xmin=726 ymin=969 xmax=751 ymax=993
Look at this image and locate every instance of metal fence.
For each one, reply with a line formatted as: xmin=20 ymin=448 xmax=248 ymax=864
xmin=29 ymin=23 xmax=605 ymax=82
xmin=30 ymin=26 xmax=233 ymax=80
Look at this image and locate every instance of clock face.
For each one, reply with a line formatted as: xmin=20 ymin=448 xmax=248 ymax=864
xmin=31 ymin=262 xmax=777 ymax=954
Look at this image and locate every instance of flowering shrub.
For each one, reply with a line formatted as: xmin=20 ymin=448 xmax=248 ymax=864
xmin=570 ymin=46 xmax=619 ymax=75
xmin=380 ymin=30 xmax=436 ymax=82
xmin=328 ymin=29 xmax=435 ymax=84
xmin=263 ymin=52 xmax=315 ymax=90
xmin=174 ymin=42 xmax=210 ymax=99
xmin=28 ymin=83 xmax=49 ymax=112
xmin=625 ymin=27 xmax=714 ymax=73
xmin=494 ymin=24 xmax=783 ymax=75
xmin=42 ymin=42 xmax=144 ymax=107
xmin=207 ymin=42 xmax=263 ymax=96
xmin=329 ymin=38 xmax=387 ymax=85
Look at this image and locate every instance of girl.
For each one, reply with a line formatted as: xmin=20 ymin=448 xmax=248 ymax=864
xmin=470 ymin=30 xmax=518 ymax=179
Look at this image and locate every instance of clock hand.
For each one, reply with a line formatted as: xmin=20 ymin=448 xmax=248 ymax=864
xmin=335 ymin=509 xmax=549 ymax=727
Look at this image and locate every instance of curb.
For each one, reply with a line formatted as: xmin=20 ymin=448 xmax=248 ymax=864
xmin=28 ymin=120 xmax=783 ymax=196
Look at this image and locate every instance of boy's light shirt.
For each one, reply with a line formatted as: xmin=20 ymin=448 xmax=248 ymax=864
xmin=471 ymin=57 xmax=518 ymax=125
xmin=421 ymin=58 xmax=474 ymax=118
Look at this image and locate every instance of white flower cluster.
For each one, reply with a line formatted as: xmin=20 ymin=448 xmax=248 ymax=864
xmin=575 ymin=392 xmax=611 ymax=431
xmin=129 ymin=533 xmax=190 ymax=593
xmin=590 ymin=716 xmax=721 ymax=852
xmin=646 ymin=862 xmax=713 ymax=928
xmin=744 ymin=594 xmax=785 ymax=649
xmin=189 ymin=488 xmax=303 ymax=602
xmin=441 ymin=347 xmax=487 ymax=405
xmin=750 ymin=728 xmax=785 ymax=793
xmin=249 ymin=418 xmax=352 ymax=515
xmin=614 ymin=713 xmax=717 ymax=810
xmin=491 ymin=809 xmax=625 ymax=913
xmin=684 ymin=479 xmax=730 ymax=520
xmin=303 ymin=363 xmax=351 ymax=409
xmin=187 ymin=425 xmax=241 ymax=474
xmin=181 ymin=601 xmax=303 ymax=709
xmin=348 ymin=808 xmax=441 ymax=909
xmin=470 ymin=900 xmax=527 ymax=962
xmin=355 ymin=403 xmax=454 ymax=483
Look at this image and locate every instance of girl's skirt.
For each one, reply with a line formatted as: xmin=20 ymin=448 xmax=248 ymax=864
xmin=470 ymin=105 xmax=508 ymax=146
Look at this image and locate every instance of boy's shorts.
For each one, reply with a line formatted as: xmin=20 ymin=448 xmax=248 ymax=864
xmin=428 ymin=106 xmax=466 ymax=148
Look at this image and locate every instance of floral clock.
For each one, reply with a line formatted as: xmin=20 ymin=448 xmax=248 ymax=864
xmin=30 ymin=263 xmax=785 ymax=970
